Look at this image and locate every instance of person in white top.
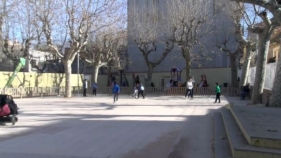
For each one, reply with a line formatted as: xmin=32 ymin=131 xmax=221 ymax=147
xmin=185 ymin=78 xmax=193 ymax=99
xmin=190 ymin=77 xmax=195 ymax=98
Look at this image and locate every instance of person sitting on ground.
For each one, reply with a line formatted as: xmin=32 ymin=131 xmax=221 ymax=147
xmin=241 ymin=83 xmax=250 ymax=100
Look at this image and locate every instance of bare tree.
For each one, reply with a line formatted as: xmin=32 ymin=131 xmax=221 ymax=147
xmin=232 ymin=0 xmax=281 ymax=107
xmin=83 ymin=27 xmax=128 ymax=84
xmin=166 ymin=0 xmax=213 ymax=79
xmin=214 ymin=2 xmax=259 ymax=88
xmin=0 ymin=0 xmax=47 ymax=73
xmin=248 ymin=10 xmax=274 ymax=104
xmin=129 ymin=2 xmax=174 ymax=85
xmin=214 ymin=20 xmax=241 ymax=87
xmin=0 ymin=0 xmax=20 ymax=42
xmin=29 ymin=0 xmax=121 ymax=97
xmin=238 ymin=4 xmax=262 ymax=87
xmin=214 ymin=1 xmax=241 ymax=87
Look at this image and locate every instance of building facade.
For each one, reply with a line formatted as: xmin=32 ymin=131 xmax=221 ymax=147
xmin=127 ymin=0 xmax=236 ymax=74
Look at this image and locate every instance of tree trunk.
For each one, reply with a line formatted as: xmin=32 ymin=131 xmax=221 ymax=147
xmin=269 ymin=40 xmax=281 ymax=107
xmin=182 ymin=47 xmax=191 ymax=80
xmin=251 ymin=34 xmax=271 ymax=105
xmin=120 ymin=70 xmax=123 ymax=86
xmin=92 ymin=65 xmax=100 ymax=83
xmin=107 ymin=67 xmax=112 ymax=86
xmin=240 ymin=43 xmax=252 ymax=87
xmin=0 ymin=16 xmax=2 ymax=42
xmin=63 ymin=60 xmax=72 ymax=98
xmin=147 ymin=65 xmax=153 ymax=86
xmin=229 ymin=53 xmax=238 ymax=87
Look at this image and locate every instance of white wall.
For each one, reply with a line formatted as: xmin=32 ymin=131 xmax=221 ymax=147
xmin=247 ymin=63 xmax=277 ymax=90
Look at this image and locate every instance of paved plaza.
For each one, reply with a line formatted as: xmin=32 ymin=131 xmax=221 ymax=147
xmin=0 ymin=95 xmax=248 ymax=158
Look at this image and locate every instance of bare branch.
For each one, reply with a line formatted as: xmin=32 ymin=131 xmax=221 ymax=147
xmin=166 ymin=0 xmax=213 ymax=64
xmin=130 ymin=2 xmax=173 ymax=69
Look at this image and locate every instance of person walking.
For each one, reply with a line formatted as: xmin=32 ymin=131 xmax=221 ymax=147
xmin=137 ymin=83 xmax=145 ymax=99
xmin=191 ymin=76 xmax=195 ymax=98
xmin=92 ymin=82 xmax=97 ymax=96
xmin=132 ymin=84 xmax=138 ymax=98
xmin=83 ymin=79 xmax=88 ymax=97
xmin=214 ymin=83 xmax=221 ymax=103
xmin=112 ymin=82 xmax=120 ymax=103
xmin=185 ymin=78 xmax=193 ymax=99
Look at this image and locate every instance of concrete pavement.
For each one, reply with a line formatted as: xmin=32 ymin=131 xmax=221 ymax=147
xmin=0 ymin=95 xmax=245 ymax=158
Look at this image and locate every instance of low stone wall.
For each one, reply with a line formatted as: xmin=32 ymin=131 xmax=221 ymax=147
xmin=263 ymin=89 xmax=272 ymax=107
xmin=247 ymin=87 xmax=272 ymax=106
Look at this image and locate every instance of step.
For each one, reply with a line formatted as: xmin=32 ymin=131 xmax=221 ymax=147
xmin=213 ymin=112 xmax=232 ymax=158
xmin=221 ymin=108 xmax=281 ymax=158
xmin=229 ymin=105 xmax=281 ymax=149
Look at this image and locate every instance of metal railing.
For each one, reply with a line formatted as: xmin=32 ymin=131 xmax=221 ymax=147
xmin=0 ymin=86 xmax=241 ymax=98
xmin=96 ymin=87 xmax=240 ymax=96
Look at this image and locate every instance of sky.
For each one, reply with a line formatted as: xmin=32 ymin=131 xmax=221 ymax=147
xmin=241 ymin=3 xmax=273 ymax=39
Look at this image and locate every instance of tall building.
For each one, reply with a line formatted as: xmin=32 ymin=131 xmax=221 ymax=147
xmin=127 ymin=0 xmax=237 ymax=73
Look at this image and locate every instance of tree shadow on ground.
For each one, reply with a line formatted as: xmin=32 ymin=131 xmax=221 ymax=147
xmin=224 ymin=96 xmax=250 ymax=106
xmin=0 ymin=98 xmax=227 ymax=158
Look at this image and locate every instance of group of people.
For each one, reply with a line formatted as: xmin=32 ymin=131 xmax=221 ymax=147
xmin=82 ymin=79 xmax=97 ymax=97
xmin=132 ymin=83 xmax=145 ymax=99
xmin=112 ymin=81 xmax=146 ymax=103
xmin=184 ymin=77 xmax=221 ymax=103
xmin=82 ymin=77 xmax=250 ymax=104
xmin=82 ymin=79 xmax=145 ymax=103
xmin=184 ymin=77 xmax=251 ymax=103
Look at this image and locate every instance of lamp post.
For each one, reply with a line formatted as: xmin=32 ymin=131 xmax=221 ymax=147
xmin=77 ymin=52 xmax=80 ymax=96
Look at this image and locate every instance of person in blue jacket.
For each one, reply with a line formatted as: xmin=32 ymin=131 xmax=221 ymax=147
xmin=112 ymin=82 xmax=120 ymax=103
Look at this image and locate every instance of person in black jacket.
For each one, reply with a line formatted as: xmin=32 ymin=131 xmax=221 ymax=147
xmin=137 ymin=83 xmax=145 ymax=99
xmin=82 ymin=79 xmax=88 ymax=97
xmin=240 ymin=83 xmax=250 ymax=100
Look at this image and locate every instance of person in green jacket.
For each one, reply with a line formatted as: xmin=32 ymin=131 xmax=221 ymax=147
xmin=214 ymin=83 xmax=221 ymax=103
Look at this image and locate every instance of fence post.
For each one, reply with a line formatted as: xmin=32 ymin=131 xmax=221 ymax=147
xmin=20 ymin=87 xmax=22 ymax=99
